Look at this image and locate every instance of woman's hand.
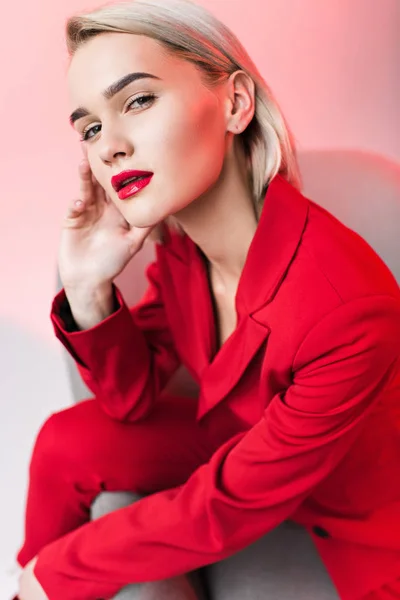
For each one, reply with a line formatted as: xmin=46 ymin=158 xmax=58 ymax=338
xmin=19 ymin=558 xmax=49 ymax=600
xmin=58 ymin=159 xmax=155 ymax=291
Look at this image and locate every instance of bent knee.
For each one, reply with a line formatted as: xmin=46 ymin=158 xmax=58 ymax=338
xmin=30 ymin=399 xmax=105 ymax=471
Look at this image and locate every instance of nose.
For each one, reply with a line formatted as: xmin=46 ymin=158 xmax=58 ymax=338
xmin=98 ymin=125 xmax=134 ymax=165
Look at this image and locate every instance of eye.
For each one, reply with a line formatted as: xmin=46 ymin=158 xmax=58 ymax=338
xmin=80 ymin=123 xmax=101 ymax=142
xmin=126 ymin=93 xmax=156 ymax=111
xmin=80 ymin=93 xmax=157 ymax=142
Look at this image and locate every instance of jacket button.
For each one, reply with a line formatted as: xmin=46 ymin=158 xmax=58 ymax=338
xmin=312 ymin=525 xmax=330 ymax=538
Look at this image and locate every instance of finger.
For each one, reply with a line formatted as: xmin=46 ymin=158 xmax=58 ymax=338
xmin=79 ymin=159 xmax=95 ymax=205
xmin=65 ymin=198 xmax=86 ymax=220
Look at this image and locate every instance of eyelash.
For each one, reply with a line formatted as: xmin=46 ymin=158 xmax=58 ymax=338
xmin=80 ymin=93 xmax=157 ymax=142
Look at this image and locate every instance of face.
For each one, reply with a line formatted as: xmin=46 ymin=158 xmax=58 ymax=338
xmin=68 ymin=32 xmax=233 ymax=227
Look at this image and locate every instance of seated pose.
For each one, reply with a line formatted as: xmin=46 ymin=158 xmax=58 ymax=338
xmin=15 ymin=0 xmax=400 ymax=599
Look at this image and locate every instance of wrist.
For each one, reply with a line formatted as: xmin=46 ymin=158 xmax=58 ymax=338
xmin=65 ymin=283 xmax=116 ymax=331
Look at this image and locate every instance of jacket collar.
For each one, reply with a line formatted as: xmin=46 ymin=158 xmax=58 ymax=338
xmin=240 ymin=175 xmax=308 ymax=317
xmin=160 ymin=174 xmax=309 ymax=419
xmin=162 ymin=174 xmax=309 ymax=316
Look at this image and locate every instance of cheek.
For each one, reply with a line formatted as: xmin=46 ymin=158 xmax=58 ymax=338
xmin=85 ymin=155 xmax=106 ymax=188
xmin=89 ymin=158 xmax=117 ymax=199
xmin=158 ymin=97 xmax=226 ymax=188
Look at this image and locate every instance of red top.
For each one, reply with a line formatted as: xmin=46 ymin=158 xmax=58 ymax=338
xmin=35 ymin=175 xmax=400 ymax=600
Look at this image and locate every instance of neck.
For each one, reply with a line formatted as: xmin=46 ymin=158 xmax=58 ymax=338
xmin=173 ymin=139 xmax=259 ymax=293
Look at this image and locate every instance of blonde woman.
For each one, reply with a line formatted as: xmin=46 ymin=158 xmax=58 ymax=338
xmin=15 ymin=1 xmax=400 ymax=599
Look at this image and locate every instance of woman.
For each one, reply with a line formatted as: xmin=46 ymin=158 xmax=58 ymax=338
xmin=15 ymin=0 xmax=400 ymax=599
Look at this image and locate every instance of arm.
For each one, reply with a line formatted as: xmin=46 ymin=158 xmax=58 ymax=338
xmin=36 ymin=294 xmax=400 ymax=600
xmin=52 ymin=260 xmax=180 ymax=421
xmin=63 ymin=282 xmax=117 ymax=332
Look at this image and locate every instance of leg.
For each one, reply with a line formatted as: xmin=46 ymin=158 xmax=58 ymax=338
xmin=16 ymin=394 xmax=211 ymax=596
xmin=203 ymin=521 xmax=339 ymax=600
xmin=361 ymin=576 xmax=400 ymax=599
xmin=92 ymin=491 xmax=207 ymax=600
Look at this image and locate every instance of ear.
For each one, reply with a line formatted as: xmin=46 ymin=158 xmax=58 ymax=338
xmin=225 ymin=70 xmax=256 ymax=134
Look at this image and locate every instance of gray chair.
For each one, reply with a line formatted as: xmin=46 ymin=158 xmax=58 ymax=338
xmin=55 ymin=148 xmax=400 ymax=599
xmin=297 ymin=148 xmax=400 ymax=282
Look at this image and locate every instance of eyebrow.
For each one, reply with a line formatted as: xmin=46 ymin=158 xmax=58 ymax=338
xmin=69 ymin=71 xmax=161 ymax=126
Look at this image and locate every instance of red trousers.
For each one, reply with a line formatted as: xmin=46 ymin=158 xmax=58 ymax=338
xmin=16 ymin=396 xmax=400 ymax=600
xmin=17 ymin=395 xmax=212 ymax=567
xmin=363 ymin=582 xmax=400 ymax=599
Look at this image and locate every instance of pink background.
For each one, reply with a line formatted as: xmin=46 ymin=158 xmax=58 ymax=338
xmin=0 ymin=0 xmax=399 ymax=588
xmin=1 ymin=0 xmax=399 ymax=341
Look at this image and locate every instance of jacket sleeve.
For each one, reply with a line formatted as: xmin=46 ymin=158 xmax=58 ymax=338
xmin=51 ymin=260 xmax=181 ymax=421
xmin=34 ymin=294 xmax=400 ymax=600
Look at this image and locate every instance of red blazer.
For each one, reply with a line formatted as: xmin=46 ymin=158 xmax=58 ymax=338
xmin=35 ymin=175 xmax=400 ymax=600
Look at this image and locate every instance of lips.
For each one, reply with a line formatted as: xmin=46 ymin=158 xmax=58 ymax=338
xmin=111 ymin=170 xmax=153 ymax=192
xmin=111 ymin=169 xmax=154 ymax=201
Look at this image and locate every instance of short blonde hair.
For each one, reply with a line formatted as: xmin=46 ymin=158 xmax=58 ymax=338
xmin=66 ymin=0 xmax=301 ymax=223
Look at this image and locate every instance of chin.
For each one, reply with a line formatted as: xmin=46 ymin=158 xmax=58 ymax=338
xmin=125 ymin=210 xmax=166 ymax=230
xmin=126 ymin=199 xmax=178 ymax=229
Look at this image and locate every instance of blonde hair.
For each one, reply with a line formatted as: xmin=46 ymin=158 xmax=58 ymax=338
xmin=66 ymin=0 xmax=301 ymax=227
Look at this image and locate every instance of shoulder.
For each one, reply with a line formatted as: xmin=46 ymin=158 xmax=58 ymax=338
xmin=260 ymin=185 xmax=400 ymax=350
xmin=296 ymin=198 xmax=399 ymax=303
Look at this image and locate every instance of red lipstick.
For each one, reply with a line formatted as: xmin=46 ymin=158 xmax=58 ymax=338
xmin=111 ymin=170 xmax=153 ymax=201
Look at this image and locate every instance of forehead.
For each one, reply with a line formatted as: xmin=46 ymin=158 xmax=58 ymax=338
xmin=67 ymin=32 xmax=196 ymax=105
